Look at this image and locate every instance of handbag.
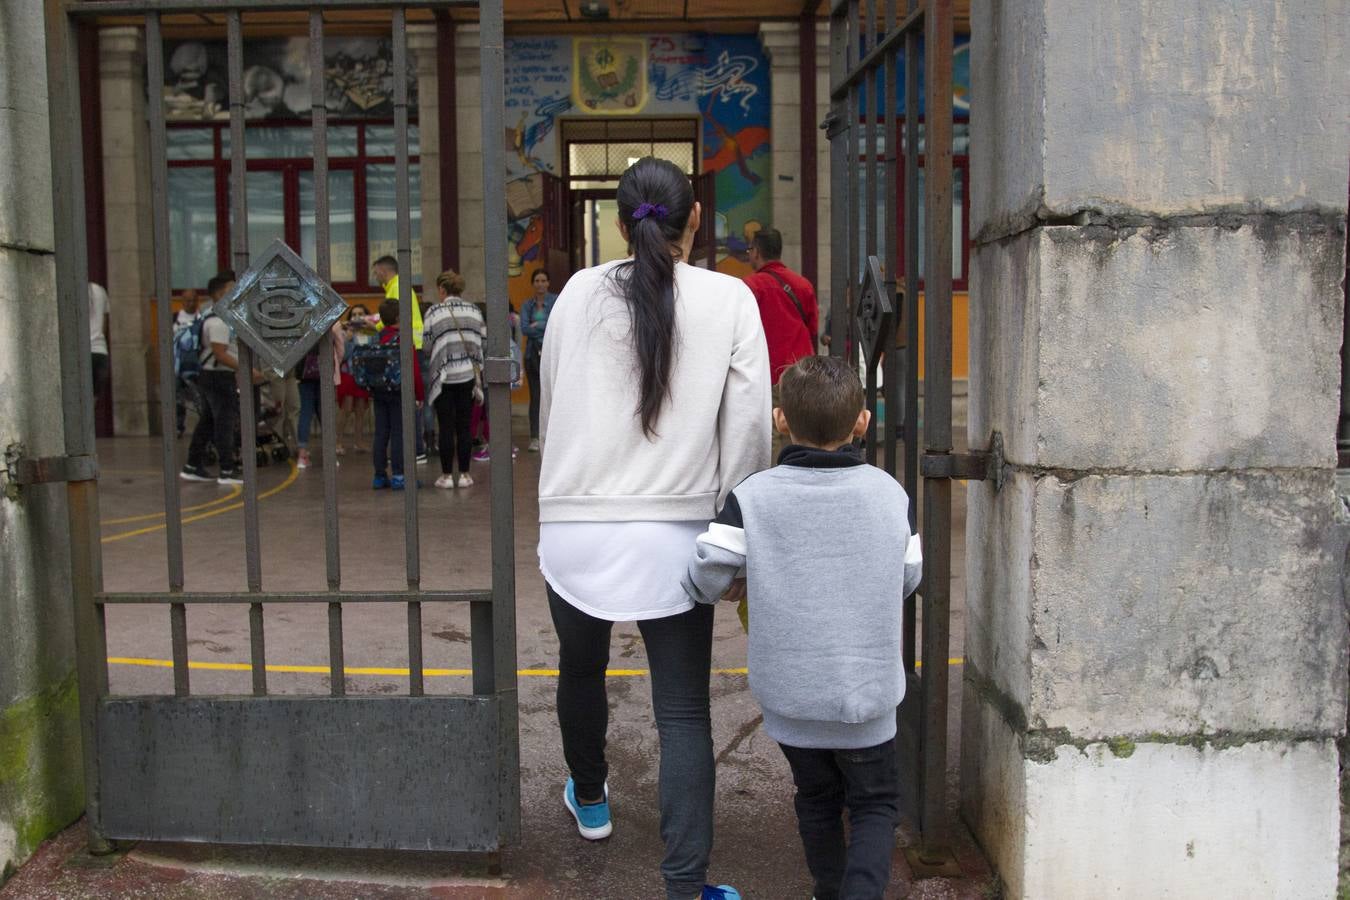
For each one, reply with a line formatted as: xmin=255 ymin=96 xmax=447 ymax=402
xmin=446 ymin=304 xmax=486 ymax=406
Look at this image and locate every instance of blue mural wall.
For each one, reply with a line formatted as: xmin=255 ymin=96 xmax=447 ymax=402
xmin=502 ymin=33 xmax=774 ymax=293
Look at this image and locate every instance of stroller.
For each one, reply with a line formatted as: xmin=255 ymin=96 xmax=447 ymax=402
xmin=252 ymin=381 xmax=291 ymax=467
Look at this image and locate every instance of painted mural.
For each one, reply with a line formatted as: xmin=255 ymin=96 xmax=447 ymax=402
xmin=160 ymin=37 xmax=417 ymax=121
xmin=503 ymin=33 xmax=773 ymax=301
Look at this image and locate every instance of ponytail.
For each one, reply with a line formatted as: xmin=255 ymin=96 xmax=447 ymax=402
xmin=612 ymin=157 xmax=695 ymax=438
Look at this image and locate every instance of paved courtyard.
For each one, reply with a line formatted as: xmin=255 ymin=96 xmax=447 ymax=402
xmin=3 ymin=427 xmax=991 ymax=899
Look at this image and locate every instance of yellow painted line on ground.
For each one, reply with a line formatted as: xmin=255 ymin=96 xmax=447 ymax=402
xmin=100 ymin=461 xmax=299 ymax=544
xmin=101 ymin=484 xmax=244 ymax=525
xmin=107 ymin=656 xmax=964 ymax=678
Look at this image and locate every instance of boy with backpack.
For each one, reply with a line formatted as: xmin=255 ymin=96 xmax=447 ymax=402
xmin=181 ymin=273 xmax=263 ymax=485
xmin=355 ymin=299 xmax=423 ymax=490
xmin=681 ymin=355 xmax=922 ymax=900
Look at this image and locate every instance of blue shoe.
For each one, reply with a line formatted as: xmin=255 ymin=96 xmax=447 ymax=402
xmin=391 ymin=475 xmax=406 ymax=491
xmin=372 ymin=474 xmax=390 ymax=490
xmin=700 ymin=887 xmax=741 ymax=900
xmin=563 ymin=778 xmax=612 ymax=840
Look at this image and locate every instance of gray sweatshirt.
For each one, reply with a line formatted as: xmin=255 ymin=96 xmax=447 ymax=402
xmin=682 ymin=445 xmax=922 ymax=749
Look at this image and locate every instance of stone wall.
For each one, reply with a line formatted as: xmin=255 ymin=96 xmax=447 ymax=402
xmin=0 ymin=0 xmax=85 ymax=882
xmin=964 ymin=0 xmax=1350 ymax=896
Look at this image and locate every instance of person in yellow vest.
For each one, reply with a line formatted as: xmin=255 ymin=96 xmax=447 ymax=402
xmin=372 ymin=255 xmax=428 ymax=462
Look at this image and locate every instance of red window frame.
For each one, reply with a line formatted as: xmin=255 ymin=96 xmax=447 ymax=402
xmin=167 ymin=118 xmax=419 ymax=294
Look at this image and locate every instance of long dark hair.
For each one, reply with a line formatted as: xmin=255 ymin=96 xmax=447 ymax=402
xmin=612 ymin=157 xmax=695 ymax=438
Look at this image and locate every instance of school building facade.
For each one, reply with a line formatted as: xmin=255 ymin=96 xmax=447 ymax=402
xmin=81 ymin=7 xmax=972 ymax=436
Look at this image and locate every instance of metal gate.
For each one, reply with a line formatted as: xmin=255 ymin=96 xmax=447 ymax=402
xmin=44 ymin=0 xmax=518 ymax=854
xmin=826 ymin=0 xmax=994 ymax=871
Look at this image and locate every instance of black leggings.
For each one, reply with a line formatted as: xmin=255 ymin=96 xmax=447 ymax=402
xmin=434 ymin=380 xmax=476 ymax=475
xmin=547 ymin=586 xmax=715 ymax=899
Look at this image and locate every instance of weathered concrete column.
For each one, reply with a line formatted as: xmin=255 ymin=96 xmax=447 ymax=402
xmin=408 ymin=24 xmax=441 ymax=290
xmin=0 ymin=0 xmax=83 ymax=881
xmin=963 ymin=3 xmax=1350 ymax=897
xmin=759 ymin=22 xmax=830 ymax=308
xmin=99 ymin=26 xmax=156 ymax=436
xmin=453 ymin=25 xmax=485 ymax=300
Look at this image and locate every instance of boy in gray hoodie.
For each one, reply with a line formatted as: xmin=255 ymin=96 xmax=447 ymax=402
xmin=682 ymin=355 xmax=922 ymax=900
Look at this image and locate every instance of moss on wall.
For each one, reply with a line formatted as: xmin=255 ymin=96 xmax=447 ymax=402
xmin=0 ymin=670 xmax=84 ymax=885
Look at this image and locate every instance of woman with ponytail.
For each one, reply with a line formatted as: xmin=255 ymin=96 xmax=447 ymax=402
xmin=537 ymin=158 xmax=770 ymax=900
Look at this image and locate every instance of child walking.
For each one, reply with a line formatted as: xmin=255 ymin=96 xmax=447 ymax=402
xmin=682 ymin=355 xmax=922 ymax=900
xmin=369 ymin=299 xmax=423 ymax=490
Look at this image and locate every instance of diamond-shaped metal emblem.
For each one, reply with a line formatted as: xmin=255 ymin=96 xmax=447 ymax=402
xmin=213 ymin=240 xmax=348 ymax=376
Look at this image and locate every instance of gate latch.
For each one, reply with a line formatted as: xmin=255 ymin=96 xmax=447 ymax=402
xmin=920 ymin=431 xmax=1004 ymax=492
xmin=3 ymin=443 xmax=99 ymax=499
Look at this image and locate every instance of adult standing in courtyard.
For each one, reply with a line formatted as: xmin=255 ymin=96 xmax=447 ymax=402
xmin=521 ymin=268 xmax=556 ymax=452
xmin=371 ymin=254 xmax=427 ymax=463
xmin=743 ymin=227 xmax=818 ymax=455
xmin=538 ymin=157 xmax=770 ymax=900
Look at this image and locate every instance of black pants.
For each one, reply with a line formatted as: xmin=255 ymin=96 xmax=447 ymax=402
xmin=371 ymin=391 xmax=405 ymax=477
xmin=186 ymin=371 xmax=240 ymax=471
xmin=778 ymin=738 xmax=901 ymax=900
xmin=434 ymin=381 xmax=476 ymax=475
xmin=525 ymin=352 xmax=542 ymax=438
xmin=547 ymin=586 xmax=715 ymax=900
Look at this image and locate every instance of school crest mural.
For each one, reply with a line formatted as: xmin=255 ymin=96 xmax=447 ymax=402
xmin=574 ymin=38 xmax=648 ymax=114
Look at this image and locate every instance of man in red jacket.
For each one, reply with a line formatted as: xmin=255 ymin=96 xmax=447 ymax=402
xmin=744 ymin=228 xmax=819 ymax=454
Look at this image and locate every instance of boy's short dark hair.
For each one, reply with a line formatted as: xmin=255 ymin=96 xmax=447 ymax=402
xmin=378 ymin=298 xmax=400 ymax=326
xmin=752 ymin=227 xmax=783 ymax=261
xmin=778 ymin=355 xmax=864 ymax=446
xmin=373 ymin=255 xmax=398 ymax=272
xmin=206 ymin=274 xmax=230 ymax=297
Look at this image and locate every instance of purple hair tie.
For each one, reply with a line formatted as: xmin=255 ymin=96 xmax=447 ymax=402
xmin=633 ymin=203 xmax=669 ymax=221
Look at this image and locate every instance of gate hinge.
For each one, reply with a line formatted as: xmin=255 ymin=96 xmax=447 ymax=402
xmin=3 ymin=443 xmax=99 ymax=498
xmin=920 ymin=431 xmax=1004 ymax=491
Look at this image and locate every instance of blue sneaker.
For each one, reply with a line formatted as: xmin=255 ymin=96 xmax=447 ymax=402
xmin=700 ymin=887 xmax=741 ymax=900
xmin=372 ymin=474 xmax=390 ymax=490
xmin=391 ymin=475 xmax=406 ymax=491
xmin=563 ymin=778 xmax=612 ymax=840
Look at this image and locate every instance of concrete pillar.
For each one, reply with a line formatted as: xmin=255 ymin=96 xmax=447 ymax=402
xmin=759 ymin=22 xmax=831 ymax=314
xmin=0 ymin=0 xmax=83 ymax=881
xmin=99 ymin=26 xmax=156 ymax=436
xmin=408 ymin=24 xmax=441 ymax=290
xmin=453 ymin=25 xmax=485 ymax=301
xmin=963 ymin=2 xmax=1350 ymax=897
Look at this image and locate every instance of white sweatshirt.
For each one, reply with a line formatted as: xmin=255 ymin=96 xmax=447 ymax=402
xmin=539 ymin=259 xmax=772 ymax=523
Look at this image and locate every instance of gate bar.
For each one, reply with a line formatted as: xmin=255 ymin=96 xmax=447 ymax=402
xmin=862 ymin=0 xmax=879 ymax=463
xmin=827 ymin=8 xmax=848 ymax=360
xmin=901 ymin=0 xmax=920 ymax=674
xmin=831 ymin=3 xmax=922 ymax=99
xmin=98 ymin=589 xmax=489 ymax=604
xmin=226 ymin=9 xmax=268 ymax=696
xmin=143 ymin=13 xmax=185 ymax=596
xmin=144 ymin=14 xmax=191 ymax=697
xmin=484 ymin=0 xmax=524 ymax=839
xmin=881 ymin=0 xmax=900 ymax=479
xmin=309 ymin=10 xmax=346 ymax=697
xmin=844 ymin=0 xmax=860 ymax=365
xmin=66 ymin=0 xmax=477 ymax=12
xmin=392 ymin=8 xmax=425 ymax=696
xmin=44 ymin=0 xmax=109 ymax=852
xmin=917 ymin=0 xmax=955 ymax=861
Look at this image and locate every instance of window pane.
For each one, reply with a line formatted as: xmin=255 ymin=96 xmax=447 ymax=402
xmin=652 ymin=142 xmax=694 ymax=174
xmin=168 ymin=167 xmax=218 ymax=289
xmin=228 ymin=170 xmax=286 ymax=257
xmin=299 ymin=170 xmax=357 ymax=284
xmin=365 ymin=163 xmax=422 ymax=285
xmin=364 ymin=124 xmax=420 ymax=157
xmin=167 ymin=128 xmax=215 ymax=161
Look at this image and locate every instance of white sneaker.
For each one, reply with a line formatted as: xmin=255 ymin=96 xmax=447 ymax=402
xmin=434 ymin=474 xmax=455 ymax=489
xmin=457 ymin=473 xmax=475 ymax=488
xmin=528 ymin=438 xmax=540 ymax=452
